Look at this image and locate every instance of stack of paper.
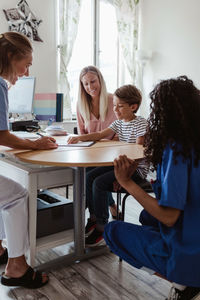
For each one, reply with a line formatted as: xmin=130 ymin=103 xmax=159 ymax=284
xmin=45 ymin=125 xmax=67 ymax=136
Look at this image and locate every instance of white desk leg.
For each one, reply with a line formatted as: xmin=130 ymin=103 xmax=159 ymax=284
xmin=26 ymin=173 xmax=37 ymax=267
xmin=73 ymin=167 xmax=85 ymax=258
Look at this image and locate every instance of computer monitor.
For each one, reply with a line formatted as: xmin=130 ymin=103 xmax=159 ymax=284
xmin=8 ymin=77 xmax=36 ymax=114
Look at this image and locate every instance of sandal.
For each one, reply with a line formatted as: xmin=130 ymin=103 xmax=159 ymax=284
xmin=1 ymin=266 xmax=48 ymax=288
xmin=0 ymin=249 xmax=8 ymax=265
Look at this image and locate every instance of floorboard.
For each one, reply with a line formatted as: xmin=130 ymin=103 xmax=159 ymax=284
xmin=0 ymin=187 xmax=173 ymax=300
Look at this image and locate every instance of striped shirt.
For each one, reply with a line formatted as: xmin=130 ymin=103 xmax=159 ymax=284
xmin=109 ymin=116 xmax=149 ymax=178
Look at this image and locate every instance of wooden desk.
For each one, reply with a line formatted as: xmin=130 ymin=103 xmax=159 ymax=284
xmin=16 ymin=140 xmax=144 ymax=166
xmin=0 ymin=141 xmax=144 ymax=270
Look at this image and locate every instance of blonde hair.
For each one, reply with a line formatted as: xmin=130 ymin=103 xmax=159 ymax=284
xmin=0 ymin=32 xmax=32 ymax=77
xmin=114 ymin=84 xmax=142 ymax=113
xmin=77 ymin=66 xmax=109 ymax=125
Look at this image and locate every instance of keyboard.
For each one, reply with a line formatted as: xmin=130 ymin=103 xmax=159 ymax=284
xmin=11 ymin=131 xmax=38 ymax=139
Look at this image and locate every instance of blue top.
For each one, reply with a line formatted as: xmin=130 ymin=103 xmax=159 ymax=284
xmin=0 ymin=77 xmax=9 ymax=131
xmin=152 ymin=143 xmax=200 ymax=286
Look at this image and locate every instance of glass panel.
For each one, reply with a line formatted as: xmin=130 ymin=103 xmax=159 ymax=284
xmin=66 ymin=0 xmax=130 ymax=116
xmin=99 ymin=1 xmax=118 ymax=94
xmin=67 ymin=0 xmax=93 ymax=116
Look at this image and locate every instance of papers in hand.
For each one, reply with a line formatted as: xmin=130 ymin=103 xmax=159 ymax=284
xmin=57 ymin=140 xmax=95 ymax=147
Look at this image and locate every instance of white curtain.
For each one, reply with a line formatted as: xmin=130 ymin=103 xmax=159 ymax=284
xmin=58 ymin=0 xmax=82 ymax=119
xmin=104 ymin=0 xmax=140 ymax=83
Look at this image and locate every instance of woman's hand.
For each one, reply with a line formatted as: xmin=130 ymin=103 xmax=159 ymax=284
xmin=33 ymin=136 xmax=58 ymax=149
xmin=67 ymin=136 xmax=81 ymax=144
xmin=114 ymin=155 xmax=138 ymax=188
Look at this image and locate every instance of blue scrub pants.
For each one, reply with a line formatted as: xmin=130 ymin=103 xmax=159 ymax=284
xmin=103 ymin=210 xmax=168 ymax=278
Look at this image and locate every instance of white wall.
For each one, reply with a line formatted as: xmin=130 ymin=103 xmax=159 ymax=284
xmin=0 ymin=0 xmax=57 ymax=93
xmin=2 ymin=0 xmax=200 ymax=116
xmin=138 ymin=0 xmax=200 ymax=117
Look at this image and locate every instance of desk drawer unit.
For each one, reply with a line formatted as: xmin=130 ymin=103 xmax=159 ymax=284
xmin=37 ymin=190 xmax=74 ymax=238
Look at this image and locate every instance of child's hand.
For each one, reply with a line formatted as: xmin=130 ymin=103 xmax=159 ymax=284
xmin=114 ymin=155 xmax=138 ymax=187
xmin=67 ymin=136 xmax=81 ymax=144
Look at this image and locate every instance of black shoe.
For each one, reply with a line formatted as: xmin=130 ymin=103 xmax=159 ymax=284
xmin=85 ymin=218 xmax=96 ymax=237
xmin=166 ymin=286 xmax=200 ymax=300
xmin=85 ymin=228 xmax=104 ymax=247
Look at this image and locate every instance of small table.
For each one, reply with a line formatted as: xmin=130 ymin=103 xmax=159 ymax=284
xmin=0 ymin=141 xmax=144 ymax=269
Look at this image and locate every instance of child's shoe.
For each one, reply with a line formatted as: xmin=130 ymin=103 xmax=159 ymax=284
xmin=85 ymin=218 xmax=96 ymax=237
xmin=85 ymin=228 xmax=104 ymax=247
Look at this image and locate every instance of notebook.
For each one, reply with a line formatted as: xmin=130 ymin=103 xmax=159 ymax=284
xmin=57 ymin=140 xmax=95 ymax=147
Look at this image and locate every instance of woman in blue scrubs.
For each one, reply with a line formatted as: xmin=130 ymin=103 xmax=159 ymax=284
xmin=104 ymin=76 xmax=200 ymax=300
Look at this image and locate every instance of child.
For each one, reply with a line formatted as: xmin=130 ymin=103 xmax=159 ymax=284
xmin=104 ymin=76 xmax=200 ymax=300
xmin=0 ymin=32 xmax=58 ymax=288
xmin=68 ymin=84 xmax=149 ymax=247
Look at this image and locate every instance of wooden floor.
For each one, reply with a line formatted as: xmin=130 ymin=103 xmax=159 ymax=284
xmin=0 ymin=188 xmax=172 ymax=300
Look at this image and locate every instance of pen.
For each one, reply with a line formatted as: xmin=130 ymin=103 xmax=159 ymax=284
xmin=36 ymin=132 xmax=44 ymax=138
xmin=36 ymin=132 xmax=57 ymax=144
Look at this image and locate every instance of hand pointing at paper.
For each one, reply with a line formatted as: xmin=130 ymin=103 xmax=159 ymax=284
xmin=67 ymin=135 xmax=82 ymax=144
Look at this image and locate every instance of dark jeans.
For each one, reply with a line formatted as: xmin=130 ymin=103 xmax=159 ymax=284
xmin=86 ymin=166 xmax=143 ymax=226
xmin=86 ymin=167 xmax=115 ymax=209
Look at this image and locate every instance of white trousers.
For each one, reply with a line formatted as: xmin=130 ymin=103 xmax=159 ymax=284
xmin=0 ymin=175 xmax=29 ymax=258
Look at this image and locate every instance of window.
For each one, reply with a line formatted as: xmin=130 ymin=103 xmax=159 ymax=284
xmin=67 ymin=0 xmax=131 ymax=116
xmin=98 ymin=1 xmax=118 ymax=93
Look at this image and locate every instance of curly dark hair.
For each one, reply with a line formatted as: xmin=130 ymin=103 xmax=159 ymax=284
xmin=144 ymin=76 xmax=200 ymax=169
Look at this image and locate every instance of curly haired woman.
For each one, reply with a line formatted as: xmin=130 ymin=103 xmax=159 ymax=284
xmin=104 ymin=76 xmax=200 ymax=300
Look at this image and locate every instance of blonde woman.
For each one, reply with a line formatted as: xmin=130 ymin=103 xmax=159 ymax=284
xmin=77 ymin=65 xmax=119 ymax=218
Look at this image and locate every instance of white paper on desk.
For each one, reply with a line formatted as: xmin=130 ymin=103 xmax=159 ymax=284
xmin=57 ymin=141 xmax=95 ymax=147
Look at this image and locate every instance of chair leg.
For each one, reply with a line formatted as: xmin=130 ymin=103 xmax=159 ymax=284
xmin=121 ymin=193 xmax=129 ymax=222
xmin=118 ymin=192 xmax=129 ymax=263
xmin=116 ymin=192 xmax=122 ymax=262
xmin=116 ymin=192 xmax=121 ymax=220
